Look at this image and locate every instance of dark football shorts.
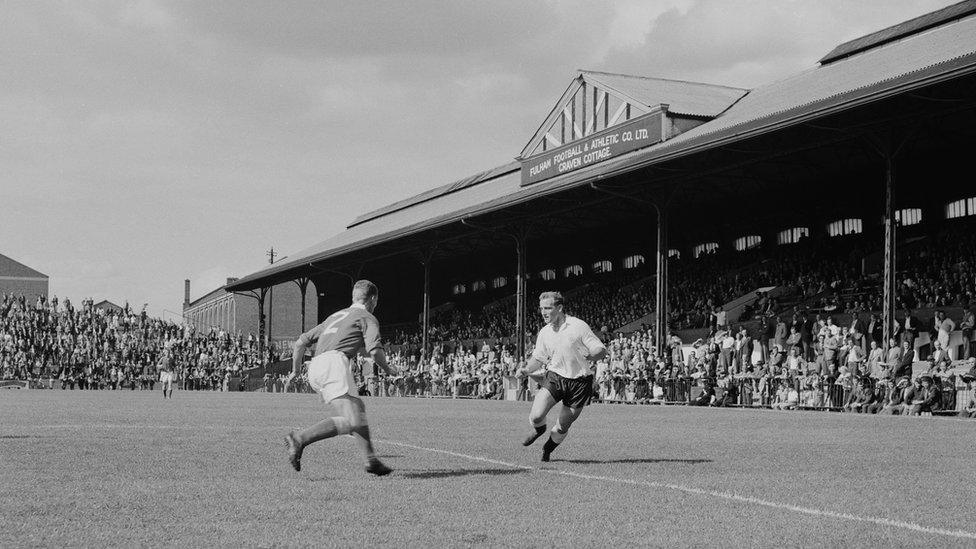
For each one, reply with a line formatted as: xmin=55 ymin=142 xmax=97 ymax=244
xmin=543 ymin=371 xmax=594 ymax=408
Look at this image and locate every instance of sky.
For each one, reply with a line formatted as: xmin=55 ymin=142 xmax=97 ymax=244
xmin=1 ymin=0 xmax=956 ymax=320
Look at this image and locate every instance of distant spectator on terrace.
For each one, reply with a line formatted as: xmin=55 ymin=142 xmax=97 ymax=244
xmin=898 ymin=308 xmax=920 ymax=348
xmin=909 ymin=375 xmax=942 ymax=415
xmin=933 ymin=310 xmax=955 ymax=352
xmin=881 ymin=377 xmax=911 ymax=415
xmin=850 ymin=313 xmax=866 ymax=353
xmin=867 ymin=313 xmax=882 ymax=347
xmin=895 ymin=340 xmax=915 ymax=380
xmin=960 ymin=308 xmax=975 ymax=360
xmin=774 ymin=316 xmax=788 ymax=351
xmin=867 ymin=340 xmax=884 ymax=378
xmin=929 ymin=340 xmax=952 ymax=372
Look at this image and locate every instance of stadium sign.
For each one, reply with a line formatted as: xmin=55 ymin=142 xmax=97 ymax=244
xmin=520 ymin=112 xmax=663 ymax=186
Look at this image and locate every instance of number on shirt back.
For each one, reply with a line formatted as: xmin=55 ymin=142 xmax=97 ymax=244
xmin=323 ymin=311 xmax=351 ymax=334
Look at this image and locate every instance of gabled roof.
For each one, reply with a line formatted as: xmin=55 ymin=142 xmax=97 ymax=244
xmin=820 ymin=0 xmax=976 ymax=64
xmin=578 ymin=71 xmax=748 ymax=118
xmin=519 ymin=71 xmax=747 ymax=159
xmin=227 ymin=7 xmax=976 ymax=292
xmin=0 ymin=253 xmax=47 ymax=279
xmin=94 ymin=300 xmax=123 ymax=311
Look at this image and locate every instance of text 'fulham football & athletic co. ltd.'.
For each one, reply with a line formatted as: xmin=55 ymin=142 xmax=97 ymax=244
xmin=519 ymin=113 xmax=663 ymax=186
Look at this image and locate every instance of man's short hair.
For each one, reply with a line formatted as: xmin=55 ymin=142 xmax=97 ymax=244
xmin=352 ymin=280 xmax=378 ymax=303
xmin=538 ymin=291 xmax=564 ymax=307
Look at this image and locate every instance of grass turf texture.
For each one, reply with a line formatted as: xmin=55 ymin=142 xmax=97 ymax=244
xmin=1 ymin=391 xmax=974 ymax=547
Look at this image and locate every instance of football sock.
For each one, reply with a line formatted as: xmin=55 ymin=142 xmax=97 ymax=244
xmin=541 ymin=437 xmax=559 ymax=461
xmin=530 ymin=417 xmax=547 ymax=430
xmin=298 ymin=417 xmax=346 ymax=447
xmin=352 ymin=424 xmax=377 ymax=460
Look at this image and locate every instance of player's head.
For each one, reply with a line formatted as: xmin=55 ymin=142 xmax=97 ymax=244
xmin=352 ymin=279 xmax=379 ymax=312
xmin=538 ymin=291 xmax=564 ymax=325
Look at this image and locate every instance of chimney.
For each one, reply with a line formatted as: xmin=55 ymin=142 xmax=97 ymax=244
xmin=184 ymin=279 xmax=191 ymax=307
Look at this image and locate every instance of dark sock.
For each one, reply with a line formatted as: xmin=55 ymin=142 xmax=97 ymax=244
xmin=353 ymin=424 xmax=377 ymax=459
xmin=298 ymin=418 xmax=340 ymax=447
xmin=533 ymin=424 xmax=546 ymax=435
xmin=543 ymin=437 xmax=559 ymax=456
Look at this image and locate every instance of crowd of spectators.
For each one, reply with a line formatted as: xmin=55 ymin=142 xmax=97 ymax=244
xmin=0 ymin=293 xmax=274 ymax=389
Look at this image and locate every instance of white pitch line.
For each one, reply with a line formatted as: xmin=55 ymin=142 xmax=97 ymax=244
xmin=379 ymin=439 xmax=976 ymax=542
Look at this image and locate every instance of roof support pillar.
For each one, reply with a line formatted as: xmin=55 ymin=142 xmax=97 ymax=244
xmin=589 ymin=182 xmax=673 ymax=358
xmin=864 ymin=130 xmax=912 ymax=353
xmin=654 ymin=203 xmax=669 ymax=360
xmin=233 ymin=287 xmax=270 ymax=366
xmin=420 ymin=247 xmax=437 ymax=363
xmin=460 ymin=218 xmax=530 ymax=361
xmin=882 ymin=153 xmax=897 ymax=352
xmin=515 ymin=229 xmax=528 ymax=362
xmin=293 ymin=277 xmax=310 ymax=333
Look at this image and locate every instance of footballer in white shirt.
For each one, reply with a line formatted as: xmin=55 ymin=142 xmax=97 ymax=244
xmin=519 ymin=291 xmax=606 ymax=462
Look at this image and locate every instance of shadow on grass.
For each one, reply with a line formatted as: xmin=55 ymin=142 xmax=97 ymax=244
xmin=375 ymin=454 xmax=404 ymax=459
xmin=0 ymin=435 xmax=34 ymax=439
xmin=401 ymin=468 xmax=529 ymax=479
xmin=551 ymin=458 xmax=712 ymax=465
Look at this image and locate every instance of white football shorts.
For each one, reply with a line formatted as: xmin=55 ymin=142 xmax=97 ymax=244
xmin=307 ymin=350 xmax=358 ymax=402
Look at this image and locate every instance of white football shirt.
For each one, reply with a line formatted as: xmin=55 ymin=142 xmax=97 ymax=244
xmin=531 ymin=315 xmax=605 ymax=379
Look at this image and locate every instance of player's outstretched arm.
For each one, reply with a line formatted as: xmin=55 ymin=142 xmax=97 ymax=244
xmin=370 ymin=348 xmax=398 ymax=376
xmin=291 ymin=340 xmax=308 ymax=378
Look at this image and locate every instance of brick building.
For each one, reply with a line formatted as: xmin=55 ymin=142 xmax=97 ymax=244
xmin=0 ymin=252 xmax=48 ymax=300
xmin=182 ymin=277 xmax=317 ymax=345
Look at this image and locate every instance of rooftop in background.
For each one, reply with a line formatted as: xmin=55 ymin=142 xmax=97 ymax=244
xmin=820 ymin=0 xmax=976 ymax=64
xmin=0 ymin=252 xmax=47 ymax=279
xmin=576 ymin=71 xmax=748 ymax=118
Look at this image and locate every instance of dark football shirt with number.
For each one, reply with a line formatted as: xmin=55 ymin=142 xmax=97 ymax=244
xmin=297 ymin=304 xmax=383 ymax=359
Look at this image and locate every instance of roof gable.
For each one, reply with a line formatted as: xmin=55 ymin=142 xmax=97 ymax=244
xmin=519 ymin=71 xmax=747 ymax=159
xmin=0 ymin=253 xmax=47 ymax=279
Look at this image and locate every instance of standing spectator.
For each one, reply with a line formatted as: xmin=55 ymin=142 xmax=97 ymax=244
xmin=933 ymin=310 xmax=955 ymax=355
xmin=774 ymin=316 xmax=788 ymax=350
xmin=960 ymin=307 xmax=975 ymax=360
xmin=898 ymin=308 xmax=920 ymax=348
xmin=738 ymin=327 xmax=753 ymax=373
xmin=850 ymin=313 xmax=866 ymax=354
xmin=895 ymin=340 xmax=915 ymax=380
xmin=866 ymin=340 xmax=884 ymax=378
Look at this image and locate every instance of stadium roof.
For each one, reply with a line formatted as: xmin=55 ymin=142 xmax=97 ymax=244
xmin=228 ymin=6 xmax=976 ymax=292
xmin=820 ymin=0 xmax=976 ymax=65
xmin=0 ymin=252 xmax=47 ymax=279
xmin=576 ymin=71 xmax=748 ymax=118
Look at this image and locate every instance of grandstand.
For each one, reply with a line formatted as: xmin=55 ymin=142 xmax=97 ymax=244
xmin=227 ymin=1 xmax=976 ymax=374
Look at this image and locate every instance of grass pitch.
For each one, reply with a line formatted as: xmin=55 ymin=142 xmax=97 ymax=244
xmin=1 ymin=390 xmax=975 ymax=547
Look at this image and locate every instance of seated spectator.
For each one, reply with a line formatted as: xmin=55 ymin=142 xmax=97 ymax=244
xmin=909 ymin=375 xmax=942 ymax=415
xmin=844 ymin=377 xmax=875 ymax=413
xmin=881 ymin=377 xmax=911 ymax=415
xmin=712 ymin=375 xmax=739 ymax=407
xmin=690 ymin=379 xmax=715 ymax=406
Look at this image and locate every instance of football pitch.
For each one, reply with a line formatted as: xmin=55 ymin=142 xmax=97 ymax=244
xmin=1 ymin=391 xmax=975 ymax=547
